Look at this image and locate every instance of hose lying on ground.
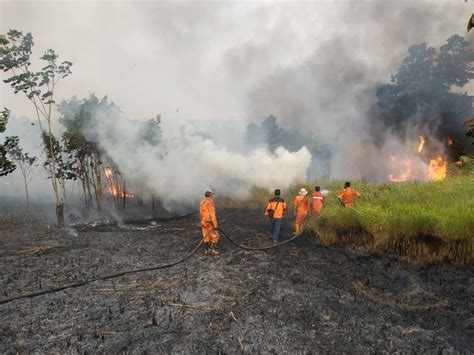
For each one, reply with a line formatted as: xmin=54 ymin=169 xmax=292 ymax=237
xmin=0 ymin=226 xmax=300 ymax=306
xmin=0 ymin=237 xmax=204 ymax=306
xmin=218 ymin=227 xmax=300 ymax=250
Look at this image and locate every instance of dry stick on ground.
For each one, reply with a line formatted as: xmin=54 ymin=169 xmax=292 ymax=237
xmin=162 ymin=301 xmax=214 ymax=312
xmin=230 ymin=311 xmax=247 ymax=351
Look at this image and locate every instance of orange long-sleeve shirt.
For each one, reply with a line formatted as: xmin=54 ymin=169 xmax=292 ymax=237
xmin=294 ymin=195 xmax=310 ymax=215
xmin=337 ymin=187 xmax=361 ymax=208
xmin=312 ymin=191 xmax=325 ymax=213
xmin=199 ymin=197 xmax=218 ymax=228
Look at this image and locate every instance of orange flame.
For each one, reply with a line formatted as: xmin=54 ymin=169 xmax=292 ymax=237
xmin=417 ymin=135 xmax=426 ymax=153
xmin=447 ymin=137 xmax=453 ymax=147
xmin=388 ymin=134 xmax=449 ymax=182
xmin=427 ymin=156 xmax=447 ymax=181
xmin=105 ymin=168 xmax=113 ymax=178
xmin=104 ymin=167 xmax=134 ymax=198
xmin=388 ymin=155 xmax=414 ymax=182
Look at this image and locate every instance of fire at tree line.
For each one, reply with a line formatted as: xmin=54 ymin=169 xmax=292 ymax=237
xmin=0 ymin=29 xmax=473 ymax=230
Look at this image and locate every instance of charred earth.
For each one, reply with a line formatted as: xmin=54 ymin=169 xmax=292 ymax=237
xmin=0 ymin=208 xmax=473 ymax=353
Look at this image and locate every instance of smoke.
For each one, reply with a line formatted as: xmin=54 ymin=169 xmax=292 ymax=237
xmin=89 ymin=108 xmax=311 ymax=207
xmin=237 ymin=2 xmax=469 ymax=181
xmin=0 ymin=115 xmax=53 ymax=201
xmin=1 ymin=0 xmax=472 ymax=210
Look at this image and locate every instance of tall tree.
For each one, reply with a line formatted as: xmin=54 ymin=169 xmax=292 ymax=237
xmin=246 ymin=114 xmax=284 ymax=152
xmin=59 ymin=94 xmax=121 ymax=210
xmin=0 ymin=30 xmax=72 ymax=225
xmin=140 ymin=114 xmax=163 ymax=146
xmin=376 ymin=34 xmax=474 ymax=145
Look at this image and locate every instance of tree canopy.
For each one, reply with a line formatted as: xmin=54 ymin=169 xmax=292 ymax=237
xmin=376 ymin=34 xmax=474 ymax=140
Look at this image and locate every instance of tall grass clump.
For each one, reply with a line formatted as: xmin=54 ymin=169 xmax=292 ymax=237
xmin=307 ymin=175 xmax=474 ymax=264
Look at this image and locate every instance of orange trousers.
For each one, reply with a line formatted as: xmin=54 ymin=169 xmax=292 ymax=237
xmin=295 ymin=212 xmax=308 ymax=234
xmin=201 ymin=223 xmax=219 ymax=244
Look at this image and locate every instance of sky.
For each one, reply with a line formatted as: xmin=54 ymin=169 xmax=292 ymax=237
xmin=1 ymin=0 xmax=473 ymax=206
xmin=1 ymin=0 xmax=471 ymax=131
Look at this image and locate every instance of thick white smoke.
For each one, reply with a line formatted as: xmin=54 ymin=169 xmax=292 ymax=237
xmin=90 ymin=109 xmax=311 ymax=206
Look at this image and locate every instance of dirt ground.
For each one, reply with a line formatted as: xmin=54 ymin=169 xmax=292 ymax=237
xmin=0 ymin=208 xmax=473 ymax=353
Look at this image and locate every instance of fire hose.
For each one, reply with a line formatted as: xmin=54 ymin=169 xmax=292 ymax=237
xmin=0 ymin=227 xmax=300 ymax=306
xmin=0 ymin=237 xmax=204 ymax=306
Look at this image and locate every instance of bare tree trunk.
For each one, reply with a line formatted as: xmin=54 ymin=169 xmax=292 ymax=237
xmin=81 ymin=178 xmax=88 ymax=208
xmin=60 ymin=180 xmax=68 ymax=212
xmin=92 ymin=151 xmax=103 ymax=211
xmin=78 ymin=158 xmax=89 ymax=208
xmin=23 ymin=174 xmax=29 ymax=212
xmin=122 ymin=180 xmax=126 ymax=210
xmin=84 ymin=162 xmax=94 ymax=209
xmin=56 ymin=200 xmax=64 ymax=226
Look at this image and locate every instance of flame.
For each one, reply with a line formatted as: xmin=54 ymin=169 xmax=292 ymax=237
xmin=388 ymin=135 xmax=449 ymax=182
xmin=447 ymin=136 xmax=453 ymax=147
xmin=105 ymin=168 xmax=113 ymax=178
xmin=417 ymin=135 xmax=426 ymax=153
xmin=427 ymin=156 xmax=447 ymax=181
xmin=388 ymin=155 xmax=414 ymax=182
xmin=104 ymin=167 xmax=134 ymax=198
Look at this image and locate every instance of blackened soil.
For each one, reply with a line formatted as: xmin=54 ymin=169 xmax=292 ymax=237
xmin=0 ymin=209 xmax=473 ymax=353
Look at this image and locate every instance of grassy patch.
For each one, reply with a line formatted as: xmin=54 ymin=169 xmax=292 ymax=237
xmin=307 ymin=175 xmax=474 ymax=264
xmin=18 ymin=245 xmax=56 ymax=255
xmin=219 ymin=174 xmax=474 ymax=264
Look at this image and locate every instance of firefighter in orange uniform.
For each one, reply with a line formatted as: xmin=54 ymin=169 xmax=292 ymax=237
xmin=294 ymin=188 xmax=310 ymax=235
xmin=311 ymin=185 xmax=325 ymax=216
xmin=337 ymin=182 xmax=361 ymax=208
xmin=199 ymin=190 xmax=220 ymax=255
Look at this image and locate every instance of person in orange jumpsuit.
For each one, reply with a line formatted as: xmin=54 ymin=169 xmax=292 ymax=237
xmin=294 ymin=188 xmax=310 ymax=235
xmin=337 ymin=182 xmax=361 ymax=208
xmin=199 ymin=190 xmax=220 ymax=255
xmin=311 ymin=185 xmax=325 ymax=216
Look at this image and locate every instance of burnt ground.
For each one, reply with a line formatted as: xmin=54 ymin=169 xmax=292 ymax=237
xmin=0 ymin=208 xmax=473 ymax=354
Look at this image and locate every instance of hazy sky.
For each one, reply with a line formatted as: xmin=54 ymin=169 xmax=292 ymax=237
xmin=1 ymin=0 xmax=471 ymax=132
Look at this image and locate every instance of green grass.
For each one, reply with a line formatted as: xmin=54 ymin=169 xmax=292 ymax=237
xmin=310 ymin=176 xmax=474 ymax=264
xmin=217 ymin=173 xmax=474 ymax=264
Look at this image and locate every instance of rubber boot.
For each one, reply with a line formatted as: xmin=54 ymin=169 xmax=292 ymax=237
xmin=208 ymin=243 xmax=220 ymax=256
xmin=203 ymin=243 xmax=210 ymax=255
xmin=294 ymin=224 xmax=300 ymax=236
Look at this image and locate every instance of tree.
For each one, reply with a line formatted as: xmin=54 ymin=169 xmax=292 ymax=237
xmin=376 ymin=35 xmax=474 ymax=142
xmin=140 ymin=114 xmax=163 ymax=146
xmin=7 ymin=147 xmax=37 ymax=210
xmin=246 ymin=114 xmax=284 ymax=152
xmin=0 ymin=108 xmax=19 ymax=176
xmin=58 ymin=94 xmax=121 ymax=211
xmin=0 ymin=30 xmax=73 ymax=225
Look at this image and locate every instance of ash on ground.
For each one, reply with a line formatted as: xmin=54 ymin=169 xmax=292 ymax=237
xmin=0 ymin=209 xmax=473 ymax=353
